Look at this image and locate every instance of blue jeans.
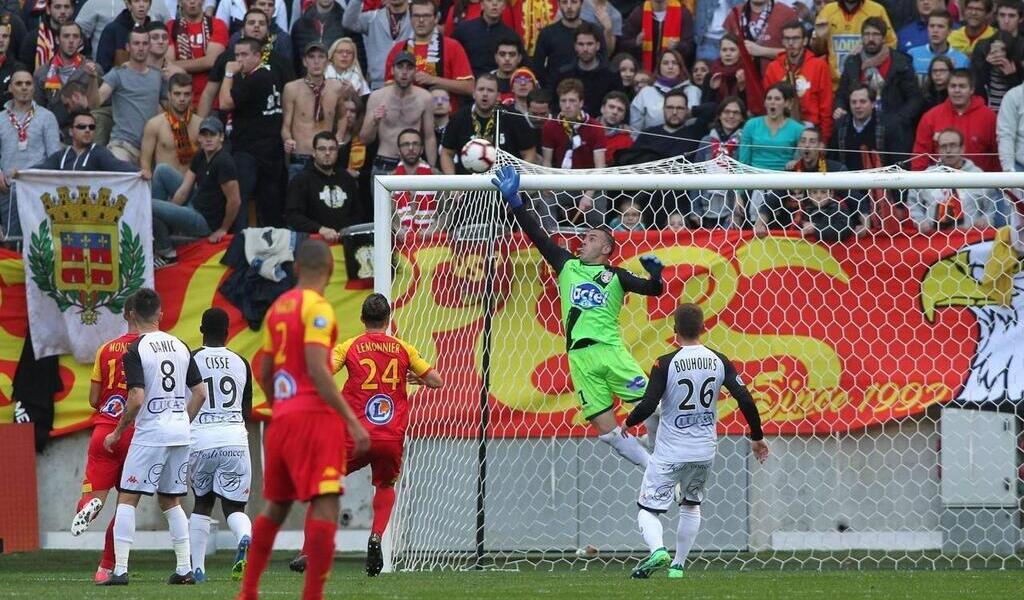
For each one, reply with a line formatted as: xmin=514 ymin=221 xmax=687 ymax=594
xmin=151 ymin=163 xmax=190 ymax=203
xmin=152 ymin=199 xmax=212 ymax=253
xmin=287 ymin=153 xmax=312 ymax=182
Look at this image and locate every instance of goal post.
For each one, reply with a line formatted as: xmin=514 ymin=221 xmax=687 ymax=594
xmin=372 ymin=153 xmax=1024 ymax=572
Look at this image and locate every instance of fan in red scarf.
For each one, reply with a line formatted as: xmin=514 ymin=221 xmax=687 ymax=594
xmin=29 ymin=0 xmax=77 ymax=69
xmin=392 ymin=128 xmax=437 ymax=241
xmin=166 ymin=0 xmax=228 ymax=106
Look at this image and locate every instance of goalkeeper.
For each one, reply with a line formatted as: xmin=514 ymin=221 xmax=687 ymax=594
xmin=492 ymin=166 xmax=663 ymax=467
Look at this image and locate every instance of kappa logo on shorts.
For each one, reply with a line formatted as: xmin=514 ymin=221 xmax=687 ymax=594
xmin=626 ymin=375 xmax=647 ymax=391
xmin=126 ymin=475 xmax=138 ymax=484
xmin=273 ymin=370 xmax=297 ymax=399
xmin=365 ymin=394 xmax=395 ymax=425
xmin=570 ymin=283 xmax=607 ymax=309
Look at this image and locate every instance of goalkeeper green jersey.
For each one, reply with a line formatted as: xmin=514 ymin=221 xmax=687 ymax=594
xmin=511 ymin=207 xmax=663 ymax=351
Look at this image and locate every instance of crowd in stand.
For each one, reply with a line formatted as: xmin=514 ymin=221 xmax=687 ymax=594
xmin=0 ymin=0 xmax=1021 ymax=257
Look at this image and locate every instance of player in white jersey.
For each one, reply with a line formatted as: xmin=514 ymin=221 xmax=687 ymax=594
xmin=188 ymin=308 xmax=254 ymax=583
xmin=624 ymin=303 xmax=769 ymax=579
xmin=99 ymin=288 xmax=207 ymax=586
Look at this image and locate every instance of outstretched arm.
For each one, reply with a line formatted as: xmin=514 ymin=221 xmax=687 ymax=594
xmin=491 ymin=165 xmax=572 ymax=273
xmin=614 ymin=255 xmax=665 ymax=296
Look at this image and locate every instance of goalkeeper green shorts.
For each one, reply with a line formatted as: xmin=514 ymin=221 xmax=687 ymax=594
xmin=567 ymin=343 xmax=649 ymax=420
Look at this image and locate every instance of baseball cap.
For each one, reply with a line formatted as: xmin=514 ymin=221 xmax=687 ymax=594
xmin=393 ymin=51 xmax=416 ymax=67
xmin=198 ymin=116 xmax=223 ymax=134
xmin=200 ymin=307 xmax=230 ymax=336
xmin=304 ymin=40 xmax=328 ymax=55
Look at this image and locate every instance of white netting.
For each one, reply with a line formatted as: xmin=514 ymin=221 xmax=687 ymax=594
xmin=380 ymin=151 xmax=1024 ymax=572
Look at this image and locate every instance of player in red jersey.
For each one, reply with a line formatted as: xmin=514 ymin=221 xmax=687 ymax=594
xmin=289 ymin=293 xmax=443 ymax=576
xmin=70 ymin=296 xmax=139 ymax=585
xmin=238 ymin=239 xmax=369 ymax=600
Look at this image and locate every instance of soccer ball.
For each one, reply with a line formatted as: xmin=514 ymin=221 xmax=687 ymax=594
xmin=460 ymin=138 xmax=496 ymax=173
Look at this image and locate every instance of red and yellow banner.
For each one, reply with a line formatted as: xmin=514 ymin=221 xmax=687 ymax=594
xmin=0 ymin=229 xmax=1007 ymax=438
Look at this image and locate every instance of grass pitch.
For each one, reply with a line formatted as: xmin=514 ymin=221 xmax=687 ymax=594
xmin=0 ymin=550 xmax=1020 ymax=599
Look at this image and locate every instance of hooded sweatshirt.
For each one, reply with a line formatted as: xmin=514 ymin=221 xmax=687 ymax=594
xmin=285 ymin=160 xmax=361 ymax=233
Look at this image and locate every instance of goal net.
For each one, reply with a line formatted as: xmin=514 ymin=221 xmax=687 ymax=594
xmin=372 ymin=150 xmax=1024 ymax=572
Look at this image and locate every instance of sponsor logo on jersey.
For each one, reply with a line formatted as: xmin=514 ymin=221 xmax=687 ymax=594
xmin=626 ymin=375 xmax=647 ymax=391
xmin=365 ymin=394 xmax=395 ymax=425
xmin=597 ymin=270 xmax=614 ymax=285
xmin=273 ymin=370 xmax=297 ymax=399
xmin=100 ymin=394 xmax=126 ymax=418
xmin=147 ymin=398 xmax=185 ymax=414
xmin=570 ymin=282 xmax=607 ymax=309
xmin=674 ymin=412 xmax=715 ymax=429
xmin=313 ymin=316 xmax=328 ymax=329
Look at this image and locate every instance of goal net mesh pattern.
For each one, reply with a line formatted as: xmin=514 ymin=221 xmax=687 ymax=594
xmin=381 ymin=150 xmax=1024 ymax=571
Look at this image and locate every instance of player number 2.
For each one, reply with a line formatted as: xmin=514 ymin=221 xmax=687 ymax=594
xmin=203 ymin=376 xmax=238 ymax=409
xmin=677 ymin=377 xmax=715 ymax=411
xmin=274 ymin=322 xmax=288 ymax=364
xmin=360 ymin=358 xmax=400 ymax=390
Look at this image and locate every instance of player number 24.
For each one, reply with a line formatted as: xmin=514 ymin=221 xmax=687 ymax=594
xmin=677 ymin=377 xmax=716 ymax=411
xmin=360 ymin=358 xmax=400 ymax=390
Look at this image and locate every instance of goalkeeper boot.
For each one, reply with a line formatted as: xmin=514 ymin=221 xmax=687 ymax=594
xmin=366 ymin=533 xmax=384 ymax=577
xmin=667 ymin=564 xmax=685 ymax=579
xmin=630 ymin=548 xmax=671 ymax=579
xmin=289 ymin=552 xmax=308 ymax=573
xmin=232 ymin=535 xmax=250 ymax=581
xmin=72 ymin=497 xmax=103 ymax=536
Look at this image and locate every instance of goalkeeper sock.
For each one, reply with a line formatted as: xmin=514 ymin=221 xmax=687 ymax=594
xmin=673 ymin=505 xmax=701 ymax=568
xmin=598 ymin=426 xmax=650 ymax=468
xmin=227 ymin=511 xmax=253 ymax=543
xmin=112 ymin=503 xmax=135 ymax=576
xmin=241 ymin=514 xmax=280 ymax=598
xmin=164 ymin=505 xmax=192 ymax=576
xmin=99 ymin=516 xmax=115 ymax=571
xmin=371 ymin=486 xmax=396 ymax=538
xmin=188 ymin=513 xmax=211 ymax=573
xmin=637 ymin=508 xmax=664 ymax=554
xmin=302 ymin=517 xmax=336 ymax=600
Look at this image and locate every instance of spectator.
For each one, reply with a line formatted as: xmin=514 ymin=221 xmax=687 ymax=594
xmin=444 ymin=0 xmax=517 ymax=37
xmin=77 ymin=0 xmax=168 ymax=60
xmin=151 ymin=117 xmax=241 ymax=267
xmin=739 ymin=82 xmax=803 ymax=169
xmin=285 ymin=131 xmax=361 ymax=240
xmin=629 ymin=48 xmax=700 ymax=133
xmin=362 ymin=52 xmax=436 ymax=174
xmin=33 ymin=108 xmax=136 ymax=171
xmin=325 ymin=37 xmax=370 ymax=96
xmin=452 ymin=0 xmax=520 ymax=77
xmin=167 ymin=0 xmax=228 ymax=107
xmin=896 ymin=0 xmax=936 ymax=53
xmin=0 ymin=21 xmax=22 ymax=107
xmin=724 ymin=0 xmax=797 ymax=74
xmin=384 ymin=0 xmax=474 ymax=106
xmin=499 ymin=85 xmax=550 ymax=160
xmin=95 ymin=27 xmax=163 ymax=166
xmin=335 ymin=90 xmax=366 ymax=177
xmin=582 ymin=0 xmax=622 ymax=54
xmin=666 ymin=211 xmax=685 ymax=231
xmin=21 ymin=0 xmax=74 ymax=69
xmin=812 ymin=0 xmax=896 ymax=88
xmin=634 ymin=69 xmax=653 ymax=92
xmin=200 ymin=9 xmax=293 ymax=118
xmin=693 ymin=96 xmax=747 ymax=228
xmin=145 ymin=20 xmax=177 ymax=73
xmin=922 ymin=54 xmax=953 ymax=111
xmin=95 ymin=0 xmax=155 ymax=73
xmin=610 ymin=199 xmax=645 ymax=230
xmin=541 ymin=78 xmax=605 ymax=168
xmin=634 ymin=87 xmax=710 ymax=159
xmin=829 ymin=83 xmax=910 ymax=169
xmin=534 ymin=0 xmax=605 ymax=87
xmin=391 ymin=128 xmax=437 ymax=240
xmin=33 ymin=22 xmax=98 ymax=131
xmin=794 ymin=188 xmax=859 ymax=243
xmin=220 ymin=36 xmax=285 ymax=226
xmin=835 ymin=18 xmax=922 ymax=136
xmin=693 ymin=0 xmax=744 ymax=61
xmin=431 ymin=87 xmax=450 ymax=152
xmin=998 ymin=81 xmax=1024 ymax=171
xmin=610 ymin=52 xmax=639 ymax=94
xmin=140 ymin=72 xmax=198 ymax=196
xmin=282 ymin=41 xmax=346 ymax=180
xmin=504 ymin=65 xmax=537 ymax=110
xmin=441 ymin=72 xmax=534 ymax=172
xmin=908 ymin=10 xmax=968 ymax=77
xmin=0 ymin=68 xmax=60 ymax=238
xmin=493 ymin=36 xmax=525 ymax=101
xmin=910 ymin=128 xmax=998 ymax=232
xmin=970 ymin=0 xmax=1024 ymax=110
xmin=949 ymin=0 xmax=995 ymax=55
xmin=912 ymin=68 xmax=998 ymax=171
xmin=59 ymin=80 xmax=110 ymax=145
xmin=707 ymin=34 xmax=747 ymax=105
xmin=598 ymin=90 xmax=633 ymax=164
xmin=225 ymin=0 xmax=292 ymax=63
xmin=692 ymin=59 xmax=711 ymax=88
xmin=552 ymin=22 xmax=618 ymax=115
xmin=763 ymin=20 xmax=833 ymax=140
xmin=343 ymin=0 xmax=411 ymax=90
xmin=622 ymin=0 xmax=694 ymax=70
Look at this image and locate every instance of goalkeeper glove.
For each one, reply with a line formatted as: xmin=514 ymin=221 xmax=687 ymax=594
xmin=491 ymin=165 xmax=522 ymax=208
xmin=639 ymin=255 xmax=664 ymax=280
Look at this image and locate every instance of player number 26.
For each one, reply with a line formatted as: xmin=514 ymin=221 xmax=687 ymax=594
xmin=360 ymin=358 xmax=400 ymax=391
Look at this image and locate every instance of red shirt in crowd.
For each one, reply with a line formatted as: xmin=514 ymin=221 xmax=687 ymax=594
xmin=911 ymin=96 xmax=998 ymax=172
xmin=167 ymin=17 xmax=229 ymax=107
xmin=384 ymin=36 xmax=473 ymax=111
xmin=541 ymin=116 xmax=606 ymax=169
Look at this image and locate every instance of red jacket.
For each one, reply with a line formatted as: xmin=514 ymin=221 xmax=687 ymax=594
xmin=911 ymin=96 xmax=998 ymax=171
xmin=763 ymin=50 xmax=834 ymax=141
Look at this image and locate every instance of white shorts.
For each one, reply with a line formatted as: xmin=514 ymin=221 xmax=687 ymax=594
xmin=120 ymin=443 xmax=190 ymax=496
xmin=637 ymin=458 xmax=712 ymax=512
xmin=188 ymin=445 xmax=251 ymax=503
